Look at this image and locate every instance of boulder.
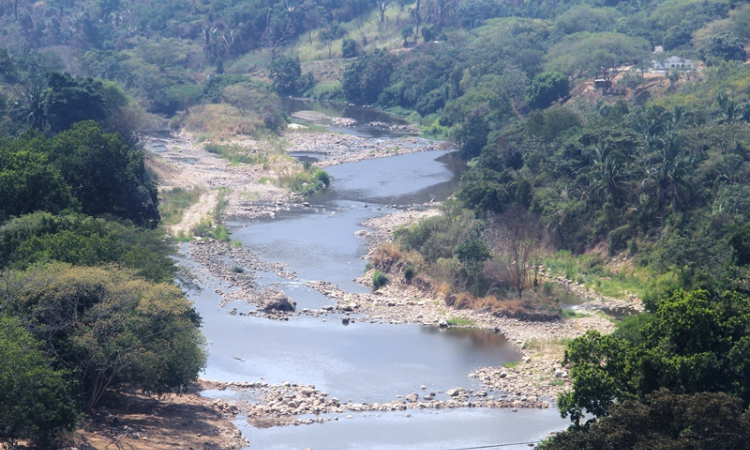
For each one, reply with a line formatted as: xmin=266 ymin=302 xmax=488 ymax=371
xmin=446 ymin=388 xmax=463 ymax=397
xmin=261 ymin=293 xmax=296 ymax=312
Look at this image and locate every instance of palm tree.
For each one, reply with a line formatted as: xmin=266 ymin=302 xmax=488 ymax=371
xmin=15 ymin=84 xmax=48 ymax=131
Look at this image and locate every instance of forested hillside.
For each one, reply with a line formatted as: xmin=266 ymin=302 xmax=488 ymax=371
xmin=2 ymin=0 xmax=750 ymax=447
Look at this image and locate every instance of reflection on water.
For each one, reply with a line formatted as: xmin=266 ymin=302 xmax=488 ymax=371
xmin=191 ymin=283 xmax=520 ymax=403
xmin=281 ymin=97 xmax=413 ymax=138
xmin=238 ymin=407 xmax=568 ymax=450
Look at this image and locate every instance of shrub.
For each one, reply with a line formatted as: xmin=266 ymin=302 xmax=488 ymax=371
xmin=372 ymin=270 xmax=388 ymax=290
xmin=404 ymin=263 xmax=416 ymax=282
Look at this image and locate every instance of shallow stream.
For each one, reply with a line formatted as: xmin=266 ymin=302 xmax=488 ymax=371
xmin=187 ymin=99 xmax=569 ymax=448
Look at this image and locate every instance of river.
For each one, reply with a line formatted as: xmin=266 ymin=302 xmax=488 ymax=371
xmin=186 ymin=98 xmax=569 ymax=449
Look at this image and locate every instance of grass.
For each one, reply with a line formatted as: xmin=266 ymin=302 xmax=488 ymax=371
xmin=277 ymin=161 xmax=331 ymax=194
xmin=158 ymin=187 xmax=203 ymax=226
xmin=181 ymin=103 xmax=267 ymax=140
xmin=304 ymin=81 xmax=344 ymax=100
xmin=502 ymin=361 xmax=521 ymax=369
xmin=542 ymin=250 xmax=673 ymax=299
xmin=204 ymin=143 xmax=272 ymax=168
xmin=562 ymin=309 xmax=591 ymax=319
xmin=290 ymin=6 xmax=413 ymax=62
xmin=523 ymin=337 xmax=574 ymax=352
xmin=446 ymin=317 xmax=477 ymax=327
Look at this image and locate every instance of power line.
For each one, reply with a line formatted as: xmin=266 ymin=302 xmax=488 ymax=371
xmin=443 ymin=441 xmax=540 ymax=450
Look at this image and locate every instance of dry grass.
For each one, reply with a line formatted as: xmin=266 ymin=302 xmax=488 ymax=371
xmin=371 ymin=242 xmax=405 ymax=272
xmin=291 ymin=5 xmax=415 ymax=62
xmin=181 ymin=104 xmax=265 ymax=140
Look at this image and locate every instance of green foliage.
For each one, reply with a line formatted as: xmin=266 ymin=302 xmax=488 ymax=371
xmin=560 ymin=289 xmax=750 ymax=427
xmin=0 ymin=212 xmax=176 ymax=282
xmin=0 ymin=316 xmax=77 ymax=447
xmin=343 ymin=49 xmax=397 ymax=105
xmin=341 ymin=38 xmax=358 ymax=58
xmin=526 ymin=72 xmax=570 ymax=109
xmin=701 ymin=32 xmax=748 ymax=64
xmin=46 ymin=121 xmax=160 ymax=228
xmin=44 ymin=72 xmax=107 ymax=134
xmin=541 ymin=390 xmax=750 ymax=450
xmin=372 ymin=270 xmax=388 ymax=290
xmin=1 ymin=264 xmax=206 ymax=413
xmin=729 ymin=223 xmax=750 ymax=266
xmin=0 ymin=136 xmax=77 ymax=223
xmin=269 ymin=55 xmax=302 ymax=96
xmin=545 ymin=32 xmax=650 ymax=79
xmin=446 ymin=316 xmax=477 ymax=326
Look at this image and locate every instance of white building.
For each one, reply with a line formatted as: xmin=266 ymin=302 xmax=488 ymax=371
xmin=651 ymin=56 xmax=696 ymax=72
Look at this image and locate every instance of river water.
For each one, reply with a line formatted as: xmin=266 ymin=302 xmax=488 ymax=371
xmin=187 ymin=99 xmax=569 ymax=449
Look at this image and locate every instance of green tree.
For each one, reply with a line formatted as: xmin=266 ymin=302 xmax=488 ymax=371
xmin=0 ymin=135 xmax=77 ymax=223
xmin=545 ymin=32 xmax=650 ymax=80
xmin=0 ymin=316 xmax=77 ymax=447
xmin=526 ymin=71 xmax=569 ymax=109
xmin=44 ymin=72 xmax=107 ymax=134
xmin=342 ymin=49 xmax=397 ymax=105
xmin=269 ymin=55 xmax=302 ymax=95
xmin=701 ymin=32 xmax=747 ymax=63
xmin=2 ymin=264 xmax=206 ymax=412
xmin=342 ymin=38 xmax=357 ymax=58
xmin=0 ymin=212 xmax=176 ymax=282
xmin=541 ymin=390 xmax=750 ymax=450
xmin=45 ymin=121 xmax=160 ymax=228
xmin=560 ymin=289 xmax=750 ymax=426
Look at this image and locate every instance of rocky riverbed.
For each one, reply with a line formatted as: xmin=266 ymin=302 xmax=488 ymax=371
xmin=149 ymin=121 xmax=638 ymax=438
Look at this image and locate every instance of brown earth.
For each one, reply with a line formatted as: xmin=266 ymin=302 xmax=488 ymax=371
xmin=75 ymin=382 xmax=246 ymax=450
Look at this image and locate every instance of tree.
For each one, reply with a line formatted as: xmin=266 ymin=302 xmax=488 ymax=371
xmin=0 ymin=133 xmax=77 ymax=223
xmin=525 ymin=71 xmax=570 ymax=109
xmin=0 ymin=316 xmax=77 ymax=448
xmin=342 ymin=49 xmax=397 ymax=105
xmin=45 ymin=121 xmax=160 ymax=228
xmin=701 ymin=32 xmax=747 ymax=63
xmin=559 ymin=289 xmax=750 ymax=426
xmin=541 ymin=390 xmax=750 ymax=450
xmin=0 ymin=212 xmax=177 ymax=283
xmin=485 ymin=205 xmax=544 ymax=297
xmin=44 ymin=72 xmax=107 ymax=134
xmin=342 ymin=38 xmax=357 ymax=58
xmin=268 ymin=54 xmax=301 ymax=95
xmin=545 ymin=32 xmax=650 ymax=80
xmin=1 ymin=264 xmax=206 ymax=412
xmin=401 ymin=24 xmax=413 ymax=46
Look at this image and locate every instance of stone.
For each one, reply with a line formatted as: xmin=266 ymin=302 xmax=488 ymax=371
xmin=260 ymin=293 xmax=296 ymax=312
xmin=405 ymin=393 xmax=419 ymax=402
xmin=554 ymin=369 xmax=568 ymax=378
xmin=446 ymin=388 xmax=463 ymax=397
xmin=438 ymin=320 xmax=448 ymax=328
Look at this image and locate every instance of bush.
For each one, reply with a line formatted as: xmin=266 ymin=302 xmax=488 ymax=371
xmin=342 ymin=38 xmax=357 ymax=58
xmin=372 ymin=270 xmax=388 ymax=290
xmin=526 ymin=72 xmax=570 ymax=110
xmin=314 ymin=169 xmax=331 ymax=187
xmin=404 ymin=263 xmax=416 ymax=282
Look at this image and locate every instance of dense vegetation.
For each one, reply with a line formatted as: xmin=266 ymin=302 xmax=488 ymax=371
xmin=3 ymin=0 xmax=750 ymax=445
xmin=0 ymin=35 xmax=206 ymax=450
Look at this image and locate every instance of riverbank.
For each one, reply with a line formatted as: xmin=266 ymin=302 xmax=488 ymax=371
xmin=147 ymin=127 xmax=445 ymax=235
xmin=144 ymin=121 xmax=620 ymax=445
xmin=75 ymin=382 xmax=247 ymax=450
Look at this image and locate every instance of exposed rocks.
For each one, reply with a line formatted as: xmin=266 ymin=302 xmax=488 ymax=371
xmin=260 ymin=292 xmax=296 ymax=312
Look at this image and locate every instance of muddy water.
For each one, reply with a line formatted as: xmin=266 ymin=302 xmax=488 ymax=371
xmin=188 ymin=100 xmax=569 ymax=447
